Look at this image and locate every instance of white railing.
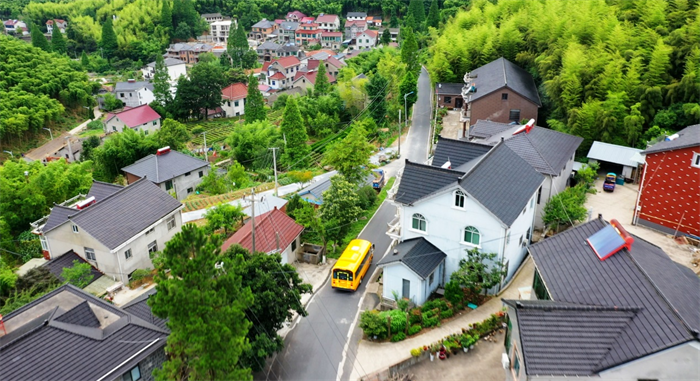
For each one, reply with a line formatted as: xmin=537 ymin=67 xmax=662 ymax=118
xmin=387 ymin=214 xmax=401 ymax=239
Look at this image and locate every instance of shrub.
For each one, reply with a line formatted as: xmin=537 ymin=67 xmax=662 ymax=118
xmin=437 ymin=299 xmax=450 ymax=312
xmin=360 ymin=310 xmax=388 ymax=339
xmin=440 ymin=309 xmax=454 ymax=320
xmin=130 ymin=269 xmax=151 ymax=282
xmin=87 ymin=120 xmax=103 ymax=130
xmin=444 ymin=280 xmax=463 ymax=306
xmin=356 ymin=185 xmax=378 ymax=210
xmin=408 ymin=324 xmax=422 ymax=335
xmin=421 ymin=300 xmax=437 ymax=312
xmin=423 ymin=315 xmax=439 ymax=328
xmin=391 ymin=332 xmax=406 ymax=342
xmin=380 ymin=309 xmax=407 ymax=334
xmin=409 ymin=309 xmax=422 ymax=325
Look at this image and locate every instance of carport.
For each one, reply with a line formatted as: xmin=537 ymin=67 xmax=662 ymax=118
xmin=587 ymin=141 xmax=645 ymax=182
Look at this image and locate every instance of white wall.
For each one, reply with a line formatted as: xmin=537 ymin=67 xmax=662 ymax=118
xmin=355 ymin=34 xmax=376 ymax=49
xmin=167 ymin=64 xmax=187 ymax=84
xmin=116 ymin=88 xmax=155 ymax=108
xmin=221 ymin=98 xmax=246 ymax=117
xmin=165 ymin=167 xmax=209 ymax=201
xmin=597 ymin=341 xmax=700 ymax=381
xmin=382 ymin=262 xmax=425 ymax=305
xmin=105 ymin=117 xmax=161 ymax=135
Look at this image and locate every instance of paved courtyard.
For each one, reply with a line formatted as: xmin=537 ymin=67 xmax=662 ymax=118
xmin=440 ymin=110 xmax=462 ymax=139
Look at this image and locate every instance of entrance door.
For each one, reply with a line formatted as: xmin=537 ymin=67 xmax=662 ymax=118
xmin=455 ymin=98 xmax=463 ymax=108
xmin=402 ymin=279 xmax=410 ymax=299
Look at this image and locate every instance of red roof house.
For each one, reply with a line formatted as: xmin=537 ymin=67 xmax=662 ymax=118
xmin=635 ymin=124 xmax=700 ymax=237
xmin=286 ymin=10 xmax=307 ymax=22
xmin=222 ymin=208 xmax=304 ymax=264
xmin=221 ymin=83 xmax=248 ymax=101
xmin=103 ymin=105 xmax=162 ymax=134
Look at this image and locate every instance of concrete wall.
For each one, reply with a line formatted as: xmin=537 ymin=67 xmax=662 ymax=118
xmin=45 ymin=210 xmax=183 ymax=284
xmin=355 ymin=34 xmax=376 ymax=49
xmin=382 ymin=262 xmax=424 ymax=305
xmin=504 ymin=305 xmax=526 ymax=381
xmin=105 ymin=117 xmax=161 ymax=135
xmin=221 ymin=98 xmax=246 ymax=117
xmin=160 ymin=167 xmax=209 ymax=201
xmin=117 ymin=88 xmax=155 ymax=108
xmin=469 ymin=88 xmax=538 ymax=126
xmin=437 ymin=93 xmax=463 ymax=109
xmin=275 ymin=235 xmax=300 ymax=265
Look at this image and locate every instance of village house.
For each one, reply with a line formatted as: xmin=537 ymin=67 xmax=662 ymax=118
xmin=201 ymin=12 xmax=224 ymax=23
xmin=320 ymin=31 xmax=343 ymax=50
xmin=383 ymin=142 xmax=544 ymax=305
xmin=45 ymin=19 xmax=67 ymax=33
xmin=249 ymin=19 xmax=278 ymax=42
xmin=460 ymin=57 xmax=541 ymax=136
xmin=295 ymin=21 xmax=321 ymax=45
xmin=344 ymin=19 xmax=368 ymax=40
xmin=210 ymin=19 xmax=236 ymax=44
xmin=278 ymin=21 xmax=299 ymax=42
xmin=367 ymin=16 xmax=382 ymax=27
xmin=3 ymin=19 xmax=28 ymax=35
xmin=222 ymin=207 xmax=304 ymax=265
xmin=257 ymin=41 xmax=282 ymax=61
xmin=103 ymin=104 xmax=161 ymax=135
xmin=0 ymin=284 xmax=169 ymax=381
xmin=315 ymin=14 xmax=340 ymax=32
xmin=114 ymin=79 xmax=155 ymax=108
xmin=586 ymin=141 xmax=644 ymax=180
xmin=165 ymin=42 xmax=214 ymax=64
xmin=286 ymin=10 xmax=306 ymax=22
xmin=378 ymin=27 xmax=399 ymax=42
xmin=262 ymin=56 xmax=301 ymax=90
xmin=141 ymin=57 xmax=187 ymax=83
xmin=463 ymin=120 xmax=583 ymax=229
xmin=503 ymin=217 xmax=700 ymax=381
xmin=122 ymin=147 xmax=210 ymax=201
xmin=346 ymin=12 xmax=367 ymax=21
xmin=302 ymin=57 xmax=345 ymax=78
xmin=435 ymin=82 xmax=464 ymax=109
xmin=292 ymin=69 xmax=336 ymax=92
xmin=220 ymin=82 xmax=247 ymax=117
xmin=635 ymin=124 xmax=700 ymax=237
xmin=276 ymin=42 xmax=302 ymax=57
xmin=30 ymin=178 xmax=183 ymax=284
xmin=354 ymin=29 xmax=378 ymax=50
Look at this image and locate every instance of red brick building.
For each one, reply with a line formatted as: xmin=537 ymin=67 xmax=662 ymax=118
xmin=460 ymin=57 xmax=541 ymax=137
xmin=635 ymin=125 xmax=700 ymax=237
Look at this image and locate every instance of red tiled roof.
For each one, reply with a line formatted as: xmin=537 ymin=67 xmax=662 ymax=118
xmin=272 ymin=56 xmax=301 ymax=68
xmin=322 ymin=31 xmax=343 ymax=37
xmin=222 ymin=208 xmax=304 ymax=253
xmin=275 ymin=19 xmax=285 ymax=24
xmin=306 ymin=57 xmax=345 ymax=71
xmin=287 ymin=10 xmax=306 ymax=19
xmin=221 ymin=83 xmax=248 ymax=101
xmin=300 ymin=16 xmax=315 ymax=23
xmin=269 ymin=72 xmax=286 ymax=80
xmin=305 ymin=49 xmax=336 ymax=57
xmin=262 ymin=61 xmax=272 ymax=71
xmin=345 ymin=20 xmax=367 ymax=27
xmin=106 ymin=105 xmax=161 ymax=128
xmin=293 ymin=70 xmax=336 ymax=85
xmin=361 ymin=30 xmax=378 ymax=39
xmin=316 ymin=14 xmax=339 ymax=23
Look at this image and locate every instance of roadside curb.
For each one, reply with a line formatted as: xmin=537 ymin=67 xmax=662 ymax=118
xmin=303 ymin=262 xmax=334 ymax=309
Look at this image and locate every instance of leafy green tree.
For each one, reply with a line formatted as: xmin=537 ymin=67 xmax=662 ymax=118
xmin=155 ymin=118 xmax=189 ymax=150
xmin=399 ymin=70 xmax=418 ymax=109
xmin=444 ymin=280 xmax=464 ymax=306
xmin=152 ymin=54 xmax=173 ymax=108
xmin=197 ymin=170 xmax=228 ymax=195
xmin=319 ymin=175 xmax=363 ymax=245
xmin=227 ymin=160 xmax=250 ymax=189
xmin=359 ymin=310 xmax=388 ymax=340
xmin=161 ymin=0 xmax=173 ymax=34
xmin=100 ymin=18 xmax=118 ymax=59
xmin=400 ymin=28 xmax=418 ymax=72
xmin=280 ymin=98 xmax=310 ymax=168
xmin=314 ymin=60 xmax=330 ymax=97
xmin=102 ymin=93 xmax=124 ymax=111
xmin=543 ymin=185 xmax=588 ymax=232
xmin=366 ymin=73 xmax=388 ymax=126
xmin=204 ymin=203 xmax=245 ymax=235
xmin=237 ymin=1 xmax=262 ymax=30
xmin=31 ymin=25 xmax=50 ymax=52
xmin=219 ymin=51 xmax=232 ymax=68
xmin=427 ymin=0 xmax=440 ymax=29
xmin=173 ymin=22 xmax=192 ymax=41
xmin=380 ymin=28 xmax=391 ymax=46
xmin=644 ymin=38 xmax=672 ymax=87
xmin=61 ymin=260 xmax=94 ymax=288
xmin=174 ymin=61 xmax=226 ymax=119
xmin=287 ymin=170 xmax=313 ymax=189
xmin=624 ymin=102 xmax=644 ymax=147
xmin=229 ymin=25 xmax=249 ymax=68
xmin=0 ymin=257 xmax=18 ymax=297
xmin=226 ymin=121 xmax=281 ymax=169
xmin=80 ymin=51 xmax=90 ymax=67
xmin=244 ymin=74 xmax=266 ymax=123
xmin=322 ymin=124 xmax=374 ymax=184
xmin=51 ymin=26 xmax=66 ymax=54
xmin=224 ymin=245 xmax=312 ymax=371
xmin=92 ymin=128 xmax=158 ymax=182
xmin=450 ymin=248 xmax=507 ymax=300
xmin=80 ymin=135 xmax=101 ymax=162
xmin=149 ymin=224 xmax=253 ymax=381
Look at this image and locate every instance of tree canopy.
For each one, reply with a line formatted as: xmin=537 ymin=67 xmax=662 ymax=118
xmin=322 ymin=123 xmax=374 ymax=184
xmin=244 ymin=74 xmax=266 ymax=123
xmin=279 ymin=98 xmax=310 ymax=169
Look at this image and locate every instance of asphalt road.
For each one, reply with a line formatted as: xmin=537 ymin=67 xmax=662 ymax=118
xmin=260 ymin=67 xmax=433 ymax=381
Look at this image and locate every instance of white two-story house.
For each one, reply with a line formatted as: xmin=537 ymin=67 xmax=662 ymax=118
xmin=31 ymin=179 xmax=183 ymax=285
xmin=114 ymin=80 xmax=155 ymax=108
xmin=464 ymin=120 xmax=583 ymax=229
xmin=315 ymin=14 xmax=340 ymax=32
xmin=142 ymin=57 xmax=187 ymax=85
xmin=263 ymin=56 xmax=301 ymax=90
xmin=382 ymin=142 xmax=544 ymax=305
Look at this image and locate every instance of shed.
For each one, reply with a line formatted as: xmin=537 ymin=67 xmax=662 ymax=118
xmin=587 ymin=141 xmax=644 ymax=180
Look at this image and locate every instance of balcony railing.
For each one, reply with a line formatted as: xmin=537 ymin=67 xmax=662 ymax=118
xmin=387 ymin=214 xmax=401 ymax=240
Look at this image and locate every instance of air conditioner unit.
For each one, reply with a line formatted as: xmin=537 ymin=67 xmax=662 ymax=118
xmin=501 ymin=353 xmax=510 ymax=369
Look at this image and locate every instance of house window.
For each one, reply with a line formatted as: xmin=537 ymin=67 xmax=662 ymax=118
xmin=40 ymin=235 xmax=48 ymax=251
xmin=120 ymin=93 xmax=124 ymax=98
xmin=429 ymin=271 xmax=434 ymax=285
xmin=148 ymin=241 xmax=158 ymax=254
xmin=533 ymin=269 xmax=550 ymax=300
xmin=199 ymin=170 xmax=204 ymax=178
xmin=235 ymin=100 xmax=240 ymax=107
xmin=72 ymin=224 xmax=79 ymax=233
xmin=185 ymin=172 xmax=190 ymax=176
xmin=692 ymin=152 xmax=700 ymax=168
xmin=522 ymin=207 xmax=526 ymax=215
xmin=463 ymin=226 xmax=480 ymax=245
xmin=165 ymin=180 xmax=173 ymax=191
xmin=444 ymin=96 xmax=452 ymax=104
xmin=411 ymin=213 xmax=427 ymax=232
xmin=85 ymin=247 xmax=96 ymax=261
xmin=187 ymin=187 xmax=193 ymax=194
xmin=291 ymin=239 xmax=297 ymax=252
xmin=454 ymin=190 xmax=465 ymax=208
xmin=537 ymin=186 xmax=542 ymax=204
xmin=125 ymin=249 xmax=132 ymax=260
xmin=153 ymin=121 xmax=157 ymax=125
xmin=509 ymin=109 xmax=520 ymax=121
xmin=146 ymin=227 xmax=155 ymax=235
xmin=526 ymin=228 xmax=531 ymax=242
xmin=121 ymin=365 xmax=141 ymax=381
xmin=501 ymin=93 xmax=508 ymax=100
xmin=167 ymin=216 xmax=176 ymax=230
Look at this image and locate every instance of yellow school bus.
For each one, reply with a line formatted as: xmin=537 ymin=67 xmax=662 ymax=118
xmin=332 ymin=239 xmax=374 ymax=291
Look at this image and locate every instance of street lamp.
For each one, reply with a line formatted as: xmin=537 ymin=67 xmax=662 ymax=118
xmin=399 ymin=91 xmax=414 ymax=157
xmin=43 ymin=127 xmax=53 ymax=140
xmin=3 ymin=150 xmax=13 ymax=158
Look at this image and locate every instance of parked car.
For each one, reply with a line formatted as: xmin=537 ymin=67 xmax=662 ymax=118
xmin=603 ymin=173 xmax=616 ymax=192
xmin=372 ymin=169 xmax=385 ymax=190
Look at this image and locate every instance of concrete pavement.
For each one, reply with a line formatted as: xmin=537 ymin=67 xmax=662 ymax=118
xmin=24 ymin=107 xmax=102 ymax=161
xmin=350 ymin=257 xmax=534 ymax=381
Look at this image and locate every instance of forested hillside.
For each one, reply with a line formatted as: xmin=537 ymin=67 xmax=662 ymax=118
xmin=428 ymin=0 xmax=700 ymax=153
xmin=0 ymin=35 xmax=97 ymax=146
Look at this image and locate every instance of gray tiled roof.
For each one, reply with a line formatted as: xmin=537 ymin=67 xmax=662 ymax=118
xmin=503 ymin=300 xmax=640 ymax=375
xmin=587 ymin=141 xmax=644 ymax=168
xmin=122 ymin=150 xmax=209 ymax=183
xmin=42 ymin=204 xmax=75 ymax=233
xmin=258 ymin=41 xmax=281 ymax=50
xmin=42 ymin=250 xmax=103 ymax=285
xmin=642 ymin=124 xmax=700 ymax=154
xmin=466 ymin=57 xmax=541 ymax=106
xmin=459 ymin=143 xmax=543 ymax=226
xmin=378 ymin=237 xmax=446 ymax=279
xmin=69 ymin=178 xmax=183 ymax=250
xmin=114 ymin=81 xmax=154 ymax=92
xmin=86 ymin=180 xmax=124 ymax=201
xmin=298 ymin=173 xmax=373 ymax=204
xmin=432 ymin=136 xmax=491 ymax=169
xmin=122 ymin=288 xmax=168 ymax=331
xmin=435 ymin=83 xmax=463 ymax=95
xmin=347 ymin=12 xmax=367 ymax=17
xmin=0 ymin=284 xmax=168 ymax=381
xmin=252 ymin=19 xmax=275 ymax=28
xmin=147 ymin=57 xmax=186 ymax=67
xmin=527 ymin=218 xmax=700 ymax=375
xmin=394 ymin=161 xmax=465 ymax=205
xmin=469 ymin=119 xmax=515 ymax=139
xmin=280 ymin=21 xmax=299 ymax=30
xmin=54 ymin=300 xmax=101 ymax=327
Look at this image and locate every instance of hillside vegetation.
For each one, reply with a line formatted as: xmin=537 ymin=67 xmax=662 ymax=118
xmin=0 ymin=35 xmax=97 ymax=146
xmin=427 ymin=0 xmax=700 ymax=153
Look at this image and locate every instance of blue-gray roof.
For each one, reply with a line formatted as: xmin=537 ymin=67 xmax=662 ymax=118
xmin=466 ymin=57 xmax=541 ymax=106
xmin=122 ymin=288 xmax=168 ymax=331
xmin=527 ymin=218 xmax=700 ymax=375
xmin=435 ymin=83 xmax=463 ymax=95
xmin=121 ymin=150 xmax=209 ymax=183
xmin=432 ymin=136 xmax=491 ymax=169
xmin=114 ymin=81 xmax=154 ymax=92
xmin=42 ymin=250 xmax=103 ymax=285
xmin=642 ymin=124 xmax=700 ymax=154
xmin=86 ymin=180 xmax=123 ymax=201
xmin=298 ymin=173 xmax=373 ymax=205
xmin=378 ymin=237 xmax=446 ymax=279
xmin=394 ymin=161 xmax=464 ymax=205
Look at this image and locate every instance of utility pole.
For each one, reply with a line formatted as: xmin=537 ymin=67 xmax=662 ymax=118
xmin=398 ymin=109 xmax=401 ymax=157
xmin=250 ymin=188 xmax=256 ymax=253
xmin=202 ymin=131 xmax=208 ymax=162
xmin=269 ymin=147 xmax=279 ymax=196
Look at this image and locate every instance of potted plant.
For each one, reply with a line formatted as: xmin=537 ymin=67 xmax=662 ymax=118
xmin=439 ymin=345 xmax=447 ymax=360
xmin=460 ymin=335 xmax=470 ymax=352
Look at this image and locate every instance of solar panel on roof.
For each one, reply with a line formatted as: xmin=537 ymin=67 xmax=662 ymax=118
xmin=586 ymin=220 xmax=634 ymax=261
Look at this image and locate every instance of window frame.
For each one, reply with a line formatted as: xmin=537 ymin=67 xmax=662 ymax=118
xmin=85 ymin=247 xmax=96 ymax=261
xmin=167 ymin=216 xmax=176 ymax=230
xmin=72 ymin=224 xmax=79 ymax=233
xmin=121 ymin=365 xmax=141 ymax=381
xmin=125 ymin=248 xmax=132 ymax=260
xmin=199 ymin=170 xmax=204 ymax=178
xmin=509 ymin=109 xmax=521 ymax=122
xmin=462 ymin=226 xmax=481 ymax=246
xmin=411 ymin=213 xmax=427 ymax=233
xmin=692 ymin=152 xmax=700 ymax=168
xmin=501 ymin=93 xmax=508 ymax=100
xmin=147 ymin=241 xmax=158 ymax=254
xmin=453 ymin=190 xmax=466 ymax=209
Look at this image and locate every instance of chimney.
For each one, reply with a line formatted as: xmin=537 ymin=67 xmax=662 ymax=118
xmin=127 ymin=79 xmax=135 ymax=83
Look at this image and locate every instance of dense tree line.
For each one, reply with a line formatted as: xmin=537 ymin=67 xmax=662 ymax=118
xmin=428 ymin=0 xmax=700 ymax=153
xmin=0 ymin=35 xmax=98 ymax=145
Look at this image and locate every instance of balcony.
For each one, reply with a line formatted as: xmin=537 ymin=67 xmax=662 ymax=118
xmin=387 ymin=214 xmax=401 ymax=241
